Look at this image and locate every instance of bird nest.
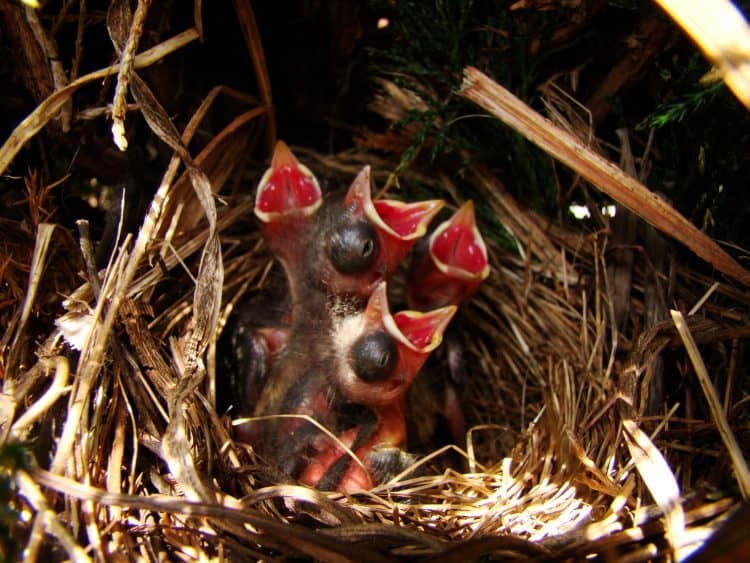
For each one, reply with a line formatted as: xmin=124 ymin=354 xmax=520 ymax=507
xmin=1 ymin=1 xmax=749 ymax=561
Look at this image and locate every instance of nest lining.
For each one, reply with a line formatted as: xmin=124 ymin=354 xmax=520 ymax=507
xmin=4 ymin=147 xmax=746 ymax=560
xmin=1 ymin=1 xmax=749 ymax=561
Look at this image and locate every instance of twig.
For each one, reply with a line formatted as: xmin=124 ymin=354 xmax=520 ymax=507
xmin=17 ymin=471 xmax=91 ymax=563
xmin=0 ymin=28 xmax=200 ymax=175
xmin=688 ymin=281 xmax=719 ymax=316
xmin=110 ymin=0 xmax=153 ymax=150
xmin=48 ymin=233 xmax=132 ymax=478
xmin=459 ymin=66 xmax=750 ymax=286
xmin=6 ymin=224 xmax=55 ymax=377
xmin=70 ymin=0 xmax=87 ymax=82
xmin=29 ymin=467 xmax=390 ymax=563
xmin=671 ymin=310 xmax=750 ymax=499
xmin=76 ymin=220 xmax=101 ymax=297
xmin=622 ymin=419 xmax=685 ymax=556
xmin=10 ymin=356 xmax=71 ymax=438
xmin=231 ymin=0 xmax=275 ymax=151
xmin=24 ymin=5 xmax=71 ymax=131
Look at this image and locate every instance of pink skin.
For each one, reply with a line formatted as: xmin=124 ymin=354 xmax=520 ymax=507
xmin=299 ymin=402 xmax=407 ymax=493
xmin=300 ymin=283 xmax=456 ymax=491
xmin=299 ymin=426 xmax=375 ymax=492
xmin=407 ymin=200 xmax=490 ymax=311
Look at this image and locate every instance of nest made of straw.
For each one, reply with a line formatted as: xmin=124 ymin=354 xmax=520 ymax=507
xmin=1 ymin=1 xmax=749 ymax=561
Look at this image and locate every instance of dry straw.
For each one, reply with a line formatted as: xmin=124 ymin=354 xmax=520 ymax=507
xmin=1 ymin=0 xmax=748 ymax=561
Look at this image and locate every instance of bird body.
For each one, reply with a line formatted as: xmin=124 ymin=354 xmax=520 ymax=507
xmin=222 ymin=142 xmax=489 ymax=491
xmin=406 ymin=200 xmax=490 ymax=451
xmin=294 ymin=283 xmax=455 ymax=490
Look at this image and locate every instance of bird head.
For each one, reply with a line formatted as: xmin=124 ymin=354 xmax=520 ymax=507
xmin=408 ymin=200 xmax=490 ymax=310
xmin=254 ymin=140 xmax=322 ymax=224
xmin=318 ymin=167 xmax=443 ymax=297
xmin=334 ymin=282 xmax=456 ymax=406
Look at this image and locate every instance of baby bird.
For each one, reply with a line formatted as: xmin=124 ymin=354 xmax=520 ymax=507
xmin=407 ymin=200 xmax=490 ymax=310
xmin=246 ymin=166 xmax=443 ymax=451
xmin=405 ymin=201 xmax=490 ymax=451
xmin=300 ymin=165 xmax=444 ymax=300
xmin=298 ymin=282 xmax=456 ymax=491
xmin=254 ymin=140 xmax=323 ymax=306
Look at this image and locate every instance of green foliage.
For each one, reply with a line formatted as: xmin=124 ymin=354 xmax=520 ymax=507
xmin=372 ymin=0 xmax=477 ymax=80
xmin=370 ymin=1 xmax=750 ymax=251
xmin=638 ymin=47 xmax=750 ymax=247
xmin=370 ymin=0 xmax=573 ymax=232
xmin=371 ymin=0 xmax=483 ymax=176
xmin=637 ymin=53 xmax=725 ymax=130
xmin=638 ymin=81 xmax=724 ymax=130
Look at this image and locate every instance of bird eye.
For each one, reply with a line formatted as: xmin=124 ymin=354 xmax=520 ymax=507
xmin=329 ymin=220 xmax=379 ymax=274
xmin=349 ymin=331 xmax=397 ymax=382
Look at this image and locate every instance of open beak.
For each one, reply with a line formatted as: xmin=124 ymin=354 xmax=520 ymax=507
xmin=407 ymin=200 xmax=490 ymax=310
xmin=254 ymin=141 xmax=324 ymax=302
xmin=343 ymin=166 xmax=444 ymax=280
xmin=254 ymin=140 xmax=322 ymax=223
xmin=364 ymin=282 xmax=456 ymax=354
xmin=340 ymin=282 xmax=456 ymax=405
xmin=391 ymin=307 xmax=456 ymax=352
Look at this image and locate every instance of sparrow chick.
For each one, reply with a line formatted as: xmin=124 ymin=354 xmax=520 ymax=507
xmin=298 ymin=282 xmax=456 ymax=492
xmin=245 ymin=162 xmax=443 ymax=458
xmin=406 ymin=201 xmax=490 ymax=450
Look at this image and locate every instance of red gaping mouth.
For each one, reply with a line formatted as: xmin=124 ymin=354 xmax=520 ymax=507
xmin=429 ymin=200 xmax=490 ymax=281
xmin=254 ymin=141 xmax=322 ymax=222
xmin=364 ymin=282 xmax=456 ymax=353
xmin=344 ymin=167 xmax=444 ymax=241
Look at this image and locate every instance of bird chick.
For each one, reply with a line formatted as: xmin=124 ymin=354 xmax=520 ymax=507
xmin=298 ymin=282 xmax=456 ymax=491
xmin=406 ymin=201 xmax=490 ymax=451
xmin=301 ymin=165 xmax=444 ymax=300
xmin=407 ymin=200 xmax=490 ymax=310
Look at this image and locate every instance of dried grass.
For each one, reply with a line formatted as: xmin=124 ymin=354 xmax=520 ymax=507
xmin=1 ymin=1 xmax=748 ymax=561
